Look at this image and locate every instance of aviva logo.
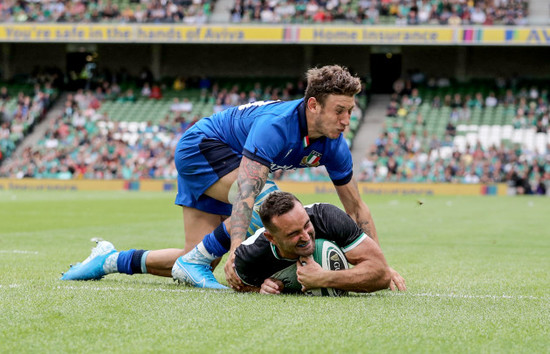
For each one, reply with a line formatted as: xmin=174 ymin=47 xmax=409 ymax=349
xmin=506 ymin=29 xmax=550 ymax=44
xmin=526 ymin=29 xmax=550 ymax=43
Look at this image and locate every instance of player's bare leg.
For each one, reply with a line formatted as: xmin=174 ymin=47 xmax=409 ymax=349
xmin=117 ymin=174 xmax=236 ymax=278
xmin=168 ymin=171 xmax=238 ymax=288
xmin=203 ymin=168 xmax=238 ymax=204
xmin=61 ymin=176 xmax=234 ymax=282
xmin=182 ymin=206 xmax=227 ymax=253
xmin=172 ymin=180 xmax=279 ymax=289
xmin=143 ymin=249 xmax=185 ymax=277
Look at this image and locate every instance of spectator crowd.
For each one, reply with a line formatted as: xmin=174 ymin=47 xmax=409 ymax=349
xmin=1 ymin=71 xmax=548 ymax=195
xmin=0 ymin=80 xmax=57 ymax=163
xmin=0 ymin=0 xmax=213 ymax=24
xmin=229 ymin=0 xmax=530 ymax=25
xmin=0 ymin=91 xmax=181 ymax=180
xmin=0 ymin=76 xmax=325 ymax=181
xmin=357 ymin=76 xmax=549 ymax=195
xmin=358 ymin=132 xmax=548 ymax=195
xmin=0 ymin=0 xmax=531 ymax=26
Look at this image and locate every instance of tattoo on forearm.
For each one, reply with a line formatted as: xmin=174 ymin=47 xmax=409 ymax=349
xmin=238 ymin=160 xmax=265 ymax=199
xmin=231 ymin=158 xmax=269 ymax=245
xmin=358 ymin=220 xmax=373 ymax=239
xmin=231 ymin=201 xmax=254 ymax=244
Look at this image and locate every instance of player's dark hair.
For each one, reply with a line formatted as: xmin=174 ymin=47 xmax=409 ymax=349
xmin=304 ymin=65 xmax=361 ymax=106
xmin=259 ymin=191 xmax=301 ymax=232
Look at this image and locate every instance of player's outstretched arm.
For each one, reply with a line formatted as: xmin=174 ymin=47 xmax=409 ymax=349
xmin=334 ymin=178 xmax=379 ymax=245
xmin=297 ymin=237 xmax=391 ymax=293
xmin=335 ymin=179 xmax=406 ymax=291
xmin=225 ymin=156 xmax=269 ymax=290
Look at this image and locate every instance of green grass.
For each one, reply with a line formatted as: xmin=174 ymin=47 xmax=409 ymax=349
xmin=1 ymin=191 xmax=549 ymax=353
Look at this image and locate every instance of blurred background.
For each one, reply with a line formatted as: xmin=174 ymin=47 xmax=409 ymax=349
xmin=0 ymin=0 xmax=548 ymax=196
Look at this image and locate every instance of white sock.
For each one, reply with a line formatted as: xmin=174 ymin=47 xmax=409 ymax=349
xmin=103 ymin=252 xmax=119 ymax=274
xmin=181 ymin=242 xmax=216 ymax=265
xmin=141 ymin=251 xmax=150 ymax=274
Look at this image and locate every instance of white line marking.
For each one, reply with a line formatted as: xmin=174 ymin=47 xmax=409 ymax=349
xmin=383 ymin=292 xmax=544 ymax=300
xmin=56 ymin=285 xmax=210 ymax=294
xmin=57 ymin=286 xmax=547 ymax=300
xmin=0 ymin=250 xmax=39 ymax=255
xmin=1 ymin=284 xmax=546 ymax=301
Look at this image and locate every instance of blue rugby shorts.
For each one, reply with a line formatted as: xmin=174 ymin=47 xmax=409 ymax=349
xmin=174 ymin=128 xmax=241 ymax=215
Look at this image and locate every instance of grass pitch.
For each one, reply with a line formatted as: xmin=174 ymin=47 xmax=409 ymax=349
xmin=1 ymin=190 xmax=549 ymax=353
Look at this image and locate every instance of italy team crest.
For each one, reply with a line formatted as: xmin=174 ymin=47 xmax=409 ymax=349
xmin=300 ymin=151 xmax=322 ymax=167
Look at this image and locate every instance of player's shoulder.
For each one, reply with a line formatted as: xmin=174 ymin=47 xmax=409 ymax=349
xmin=239 ymin=99 xmax=301 ymax=116
xmin=246 ymin=99 xmax=304 ymax=136
xmin=304 ymin=202 xmax=345 ymax=216
xmin=236 ymin=229 xmax=272 ymax=261
xmin=258 ymin=99 xmax=303 ymax=123
xmin=305 ymin=203 xmax=356 ymax=231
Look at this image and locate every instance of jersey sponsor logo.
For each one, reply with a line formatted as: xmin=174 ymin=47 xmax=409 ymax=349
xmin=300 ymin=151 xmax=322 ymax=167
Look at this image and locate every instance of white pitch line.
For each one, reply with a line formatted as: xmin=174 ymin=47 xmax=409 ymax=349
xmin=0 ymin=250 xmax=39 ymax=254
xmin=384 ymin=292 xmax=544 ymax=300
xmin=56 ymin=285 xmax=209 ymax=294
xmin=0 ymin=284 xmax=546 ymax=300
xmin=57 ymin=285 xmax=546 ymax=300
xmin=0 ymin=284 xmax=21 ymax=288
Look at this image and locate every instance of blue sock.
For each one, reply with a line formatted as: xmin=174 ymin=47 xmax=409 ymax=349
xmin=117 ymin=250 xmax=136 ymax=275
xmin=116 ymin=249 xmax=147 ymax=275
xmin=202 ymin=223 xmax=230 ymax=257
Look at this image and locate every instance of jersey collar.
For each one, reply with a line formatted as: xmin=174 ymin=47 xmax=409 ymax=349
xmin=297 ymin=100 xmax=311 ymax=148
xmin=270 ymin=242 xmax=298 ymax=261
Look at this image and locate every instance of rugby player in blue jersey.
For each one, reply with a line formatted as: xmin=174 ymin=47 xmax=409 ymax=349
xmin=61 ymin=65 xmax=405 ymax=292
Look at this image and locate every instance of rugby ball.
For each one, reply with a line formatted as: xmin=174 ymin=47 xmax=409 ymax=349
xmin=306 ymin=238 xmax=349 ymax=297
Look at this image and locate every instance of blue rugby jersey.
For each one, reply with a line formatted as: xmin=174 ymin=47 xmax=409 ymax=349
xmin=189 ymin=99 xmax=353 ymax=185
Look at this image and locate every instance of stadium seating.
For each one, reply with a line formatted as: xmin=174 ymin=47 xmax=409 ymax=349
xmin=0 ymin=83 xmax=57 ymax=162
xmin=2 ymin=72 xmax=547 ymax=194
xmin=0 ymin=0 xmax=215 ymax=23
xmin=1 ymin=79 xmax=369 ymax=181
xmin=358 ymin=79 xmax=549 ymax=187
xmin=102 ymin=83 xmax=364 ymax=143
xmin=0 ymin=0 xmax=531 ymax=25
xmin=228 ymin=0 xmax=530 ymax=25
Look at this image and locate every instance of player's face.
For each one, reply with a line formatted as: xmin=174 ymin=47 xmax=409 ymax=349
xmin=268 ymin=203 xmax=315 ymax=259
xmin=309 ymin=95 xmax=355 ymax=140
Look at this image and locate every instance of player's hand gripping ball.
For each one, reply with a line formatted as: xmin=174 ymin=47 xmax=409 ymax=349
xmin=305 ymin=239 xmax=349 ymax=297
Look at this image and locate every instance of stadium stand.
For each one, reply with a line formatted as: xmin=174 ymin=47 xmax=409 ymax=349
xmin=0 ymin=91 xmax=181 ymax=180
xmin=0 ymin=78 xmax=371 ymax=181
xmin=0 ymin=1 xmax=548 ymax=196
xmin=228 ymin=0 xmax=530 ymax=25
xmin=0 ymin=0 xmax=530 ymax=25
xmin=0 ymin=0 xmax=215 ymax=24
xmin=356 ymin=77 xmax=549 ymax=194
xmin=2 ymin=69 xmax=548 ymax=195
xmin=0 ymin=82 xmax=57 ymax=163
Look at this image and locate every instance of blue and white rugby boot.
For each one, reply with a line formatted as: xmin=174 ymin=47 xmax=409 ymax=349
xmin=61 ymin=240 xmax=117 ymax=281
xmin=172 ymin=256 xmax=228 ymax=290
